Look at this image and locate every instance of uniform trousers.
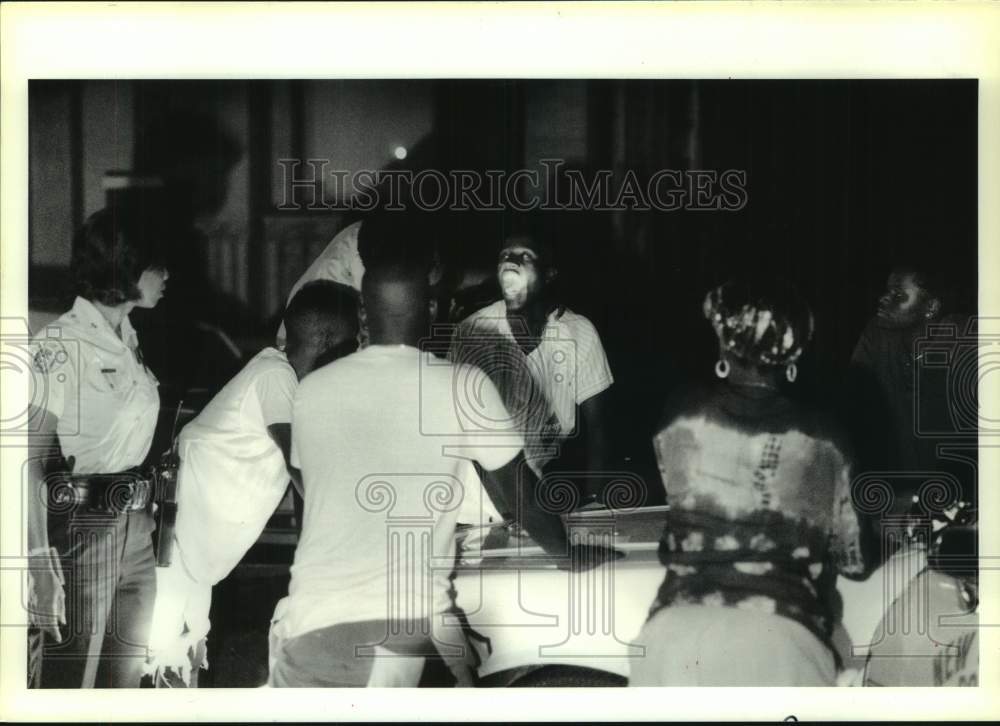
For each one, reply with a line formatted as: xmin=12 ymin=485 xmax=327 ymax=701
xmin=38 ymin=509 xmax=156 ymax=688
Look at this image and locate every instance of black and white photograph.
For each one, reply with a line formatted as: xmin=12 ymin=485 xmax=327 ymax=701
xmin=1 ymin=3 xmax=998 ymax=722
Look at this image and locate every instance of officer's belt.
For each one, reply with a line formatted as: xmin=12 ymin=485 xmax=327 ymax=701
xmin=48 ymin=470 xmax=155 ymax=514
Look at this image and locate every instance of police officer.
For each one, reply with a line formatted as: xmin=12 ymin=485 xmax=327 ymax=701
xmin=26 ymin=208 xmax=168 ymax=688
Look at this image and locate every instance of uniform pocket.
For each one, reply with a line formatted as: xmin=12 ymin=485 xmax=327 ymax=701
xmin=86 ymin=363 xmax=130 ymax=396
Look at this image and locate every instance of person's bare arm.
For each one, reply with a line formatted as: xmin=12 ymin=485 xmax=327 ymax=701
xmin=266 ymin=423 xmax=302 ymax=496
xmin=480 ymin=452 xmax=568 ymax=555
xmin=480 ymin=452 xmax=621 ymax=569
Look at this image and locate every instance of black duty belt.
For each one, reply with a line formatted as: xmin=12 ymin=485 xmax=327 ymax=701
xmin=47 ymin=470 xmax=156 ymax=514
xmin=45 ymin=454 xmax=180 ymax=566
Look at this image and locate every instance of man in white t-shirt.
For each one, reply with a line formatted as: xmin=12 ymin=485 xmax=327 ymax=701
xmin=148 ymin=281 xmax=360 ymax=686
xmin=450 ymin=232 xmax=614 ymax=493
xmin=268 ymin=264 xmax=610 ymax=688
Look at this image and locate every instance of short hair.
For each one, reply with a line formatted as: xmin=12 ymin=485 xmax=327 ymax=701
xmin=891 ymin=260 xmax=957 ymax=313
xmin=499 ymin=232 xmax=556 ymax=269
xmin=703 ymin=275 xmax=815 ymax=367
xmin=283 ymin=280 xmax=360 ymax=350
xmin=70 ymin=208 xmax=165 ymax=306
xmin=499 ymin=212 xmax=557 ymax=270
xmin=361 ymin=263 xmax=429 ymax=317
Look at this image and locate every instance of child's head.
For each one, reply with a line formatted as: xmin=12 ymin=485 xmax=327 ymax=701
xmin=877 ymin=263 xmax=949 ymax=328
xmin=283 ymin=280 xmax=360 ymax=378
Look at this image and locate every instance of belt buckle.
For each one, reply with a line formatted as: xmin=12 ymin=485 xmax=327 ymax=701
xmin=100 ymin=474 xmax=141 ymax=514
xmin=132 ymin=479 xmax=150 ymax=511
xmin=122 ymin=478 xmax=139 ymax=512
xmin=117 ymin=477 xmax=151 ymax=513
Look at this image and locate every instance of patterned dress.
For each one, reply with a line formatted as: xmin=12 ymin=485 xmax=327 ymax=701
xmin=649 ymin=383 xmax=866 ymax=654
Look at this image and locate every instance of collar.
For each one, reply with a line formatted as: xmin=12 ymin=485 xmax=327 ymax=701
xmin=364 ymin=343 xmax=421 ymax=353
xmin=715 ymin=380 xmax=792 ymax=420
xmin=64 ymin=296 xmax=137 ymax=354
xmin=493 ymin=300 xmax=563 ymax=338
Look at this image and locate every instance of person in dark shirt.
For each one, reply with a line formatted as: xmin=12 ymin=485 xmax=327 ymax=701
xmin=846 ymin=264 xmax=973 ymax=514
xmin=629 ymin=276 xmax=868 ymax=686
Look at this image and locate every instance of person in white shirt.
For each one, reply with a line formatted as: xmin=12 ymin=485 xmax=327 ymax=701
xmin=450 ymin=231 xmax=614 ymax=497
xmin=147 ymin=280 xmax=360 ymax=686
xmin=26 ymin=208 xmax=168 ymax=688
xmin=268 ymin=264 xmax=612 ymax=688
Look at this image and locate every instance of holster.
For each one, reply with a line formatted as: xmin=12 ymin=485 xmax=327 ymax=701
xmin=151 ymin=451 xmax=180 ymax=568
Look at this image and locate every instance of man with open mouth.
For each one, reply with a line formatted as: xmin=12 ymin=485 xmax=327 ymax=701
xmin=449 ymin=222 xmax=614 ymax=504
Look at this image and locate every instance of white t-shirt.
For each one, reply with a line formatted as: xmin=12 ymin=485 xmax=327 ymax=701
xmin=174 ymin=347 xmax=297 ymax=585
xmin=450 ymin=300 xmax=614 ymax=474
xmin=273 ymin=345 xmax=522 ymax=640
xmin=30 ymin=296 xmax=160 ymax=474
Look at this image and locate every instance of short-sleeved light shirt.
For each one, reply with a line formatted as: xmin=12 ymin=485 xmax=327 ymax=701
xmin=450 ymin=300 xmax=614 ymax=474
xmin=30 ymin=296 xmax=160 ymax=474
xmin=174 ymin=347 xmax=297 ymax=585
xmin=273 ymin=345 xmax=522 ymax=641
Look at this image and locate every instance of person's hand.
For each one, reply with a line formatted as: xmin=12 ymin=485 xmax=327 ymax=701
xmin=27 ymin=546 xmax=66 ymax=643
xmin=558 ymin=543 xmax=624 ymax=572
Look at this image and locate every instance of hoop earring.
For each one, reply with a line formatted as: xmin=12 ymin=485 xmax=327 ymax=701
xmin=785 ymin=363 xmax=797 ymax=383
xmin=715 ymin=359 xmax=730 ymax=379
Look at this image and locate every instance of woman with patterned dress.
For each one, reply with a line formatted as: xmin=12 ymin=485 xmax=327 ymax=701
xmin=629 ymin=277 xmax=869 ymax=686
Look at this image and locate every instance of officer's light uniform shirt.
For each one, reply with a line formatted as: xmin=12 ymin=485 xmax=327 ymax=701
xmin=450 ymin=300 xmax=614 ymax=474
xmin=31 ymin=296 xmax=160 ymax=474
xmin=271 ymin=345 xmax=522 ymax=642
xmin=174 ymin=347 xmax=297 ymax=585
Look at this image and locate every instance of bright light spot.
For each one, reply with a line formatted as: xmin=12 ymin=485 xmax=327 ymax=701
xmin=393 ymin=146 xmax=407 ymax=160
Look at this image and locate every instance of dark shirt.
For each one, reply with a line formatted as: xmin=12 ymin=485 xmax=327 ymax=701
xmin=847 ymin=314 xmax=968 ymax=477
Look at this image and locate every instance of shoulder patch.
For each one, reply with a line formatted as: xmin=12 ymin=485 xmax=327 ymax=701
xmin=31 ymin=340 xmax=68 ymax=374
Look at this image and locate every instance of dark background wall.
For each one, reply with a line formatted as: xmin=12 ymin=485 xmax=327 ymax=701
xmin=578 ymin=80 xmax=978 ymax=466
